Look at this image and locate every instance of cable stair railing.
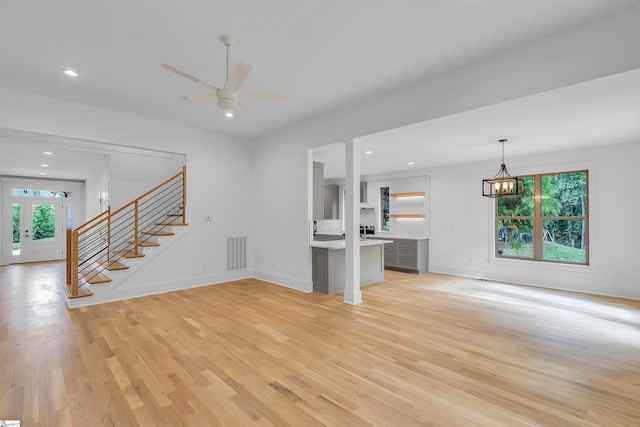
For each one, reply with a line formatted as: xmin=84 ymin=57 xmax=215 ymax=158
xmin=65 ymin=166 xmax=187 ymax=299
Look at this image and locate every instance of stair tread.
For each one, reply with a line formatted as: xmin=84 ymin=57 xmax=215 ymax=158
xmin=127 ymin=240 xmax=160 ymax=247
xmin=167 ymin=213 xmax=183 ymax=217
xmin=114 ymin=249 xmax=145 ymax=258
xmin=100 ymin=260 xmax=129 ymax=271
xmin=142 ymin=230 xmax=175 ymax=236
xmin=82 ymin=271 xmax=112 ymax=284
xmin=155 ymin=222 xmax=188 ymax=226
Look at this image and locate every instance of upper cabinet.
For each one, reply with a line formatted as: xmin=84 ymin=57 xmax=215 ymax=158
xmin=313 ymin=162 xmax=324 ymax=220
xmin=324 ymin=184 xmax=340 ymax=219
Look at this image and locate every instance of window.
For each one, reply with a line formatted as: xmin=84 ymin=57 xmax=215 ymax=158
xmin=13 ymin=203 xmax=20 ymax=255
xmin=380 ymin=187 xmax=390 ymax=231
xmin=12 ymin=189 xmax=72 ymax=197
xmin=496 ymin=170 xmax=588 ymax=265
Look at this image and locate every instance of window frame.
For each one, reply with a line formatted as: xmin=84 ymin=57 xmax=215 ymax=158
xmin=495 ymin=169 xmax=589 ymax=266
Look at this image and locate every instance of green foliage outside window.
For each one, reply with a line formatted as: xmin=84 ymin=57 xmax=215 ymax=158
xmin=32 ymin=204 xmax=56 ymax=241
xmin=13 ymin=204 xmax=20 ymax=247
xmin=380 ymin=187 xmax=390 ymax=231
xmin=12 ymin=203 xmax=57 ymax=251
xmin=496 ymin=171 xmax=588 ymax=265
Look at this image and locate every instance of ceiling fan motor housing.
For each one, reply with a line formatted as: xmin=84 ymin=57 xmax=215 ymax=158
xmin=216 ymin=88 xmax=238 ymax=110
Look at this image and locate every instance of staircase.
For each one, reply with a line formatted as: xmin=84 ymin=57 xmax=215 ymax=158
xmin=65 ymin=167 xmax=187 ymax=299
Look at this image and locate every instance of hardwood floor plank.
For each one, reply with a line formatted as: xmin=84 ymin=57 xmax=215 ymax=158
xmin=2 ymin=262 xmax=640 ymax=426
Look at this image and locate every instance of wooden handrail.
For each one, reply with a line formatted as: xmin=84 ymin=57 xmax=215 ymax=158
xmin=78 ymin=167 xmax=186 ymax=236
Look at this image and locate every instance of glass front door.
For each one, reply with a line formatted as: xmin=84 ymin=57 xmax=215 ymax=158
xmin=12 ymin=199 xmax=64 ymax=262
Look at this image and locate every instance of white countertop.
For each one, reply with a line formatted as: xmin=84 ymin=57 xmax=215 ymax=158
xmin=310 ymin=239 xmax=393 ymax=249
xmin=370 ymin=233 xmax=428 ymax=240
xmin=316 ymin=232 xmax=428 ymax=240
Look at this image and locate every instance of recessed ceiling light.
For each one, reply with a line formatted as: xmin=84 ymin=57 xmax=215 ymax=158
xmin=365 ymin=150 xmax=373 ymax=154
xmin=43 ymin=151 xmax=53 ymax=155
xmin=40 ymin=172 xmax=47 ymax=176
xmin=408 ymin=162 xmax=415 ymax=166
xmin=62 ymin=69 xmax=78 ymax=77
xmin=41 ymin=164 xmax=49 ymax=167
xmin=225 ymin=111 xmax=234 ymax=118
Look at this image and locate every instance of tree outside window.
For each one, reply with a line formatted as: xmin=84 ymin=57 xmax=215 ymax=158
xmin=496 ymin=170 xmax=588 ymax=265
xmin=380 ymin=187 xmax=390 ymax=231
xmin=32 ymin=204 xmax=56 ymax=241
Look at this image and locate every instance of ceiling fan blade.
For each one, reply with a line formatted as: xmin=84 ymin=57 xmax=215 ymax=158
xmin=225 ymin=62 xmax=252 ymax=91
xmin=239 ymin=91 xmax=287 ymax=99
xmin=236 ymin=100 xmax=249 ymax=113
xmin=161 ymin=63 xmax=219 ymax=91
xmin=183 ymin=92 xmax=217 ymax=101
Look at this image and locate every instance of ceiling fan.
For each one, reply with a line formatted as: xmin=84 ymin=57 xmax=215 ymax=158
xmin=162 ymin=35 xmax=286 ymax=116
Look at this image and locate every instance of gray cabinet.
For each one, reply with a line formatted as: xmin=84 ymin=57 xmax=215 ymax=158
xmin=383 ymin=240 xmax=396 ymax=266
xmin=314 ymin=233 xmax=345 ymax=241
xmin=313 ymin=162 xmax=324 ymax=220
xmin=379 ymin=238 xmax=428 ymax=274
xmin=312 ymin=243 xmax=386 ymax=294
xmin=312 ymin=247 xmax=329 ymax=294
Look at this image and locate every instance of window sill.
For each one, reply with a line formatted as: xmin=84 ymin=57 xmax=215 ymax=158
xmin=488 ymin=257 xmax=596 ymax=274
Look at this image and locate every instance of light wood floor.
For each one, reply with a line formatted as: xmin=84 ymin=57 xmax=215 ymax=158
xmin=1 ymin=262 xmax=640 ymax=426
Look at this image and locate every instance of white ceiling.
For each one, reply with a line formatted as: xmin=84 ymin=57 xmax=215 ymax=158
xmin=315 ymin=67 xmax=640 ymax=178
xmin=1 ymin=0 xmax=640 ymax=179
xmin=0 ymin=134 xmax=109 ymax=181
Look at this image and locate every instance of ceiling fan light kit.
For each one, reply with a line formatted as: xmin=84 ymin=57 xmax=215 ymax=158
xmin=482 ymin=139 xmax=524 ymax=198
xmin=161 ymin=34 xmax=286 ymax=117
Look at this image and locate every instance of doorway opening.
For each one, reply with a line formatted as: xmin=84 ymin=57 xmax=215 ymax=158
xmin=11 ymin=188 xmax=71 ymax=262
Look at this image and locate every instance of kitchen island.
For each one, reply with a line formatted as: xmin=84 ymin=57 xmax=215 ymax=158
xmin=310 ymin=239 xmax=392 ymax=294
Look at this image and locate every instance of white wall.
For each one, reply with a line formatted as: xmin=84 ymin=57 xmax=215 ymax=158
xmin=427 ymin=141 xmax=640 ymax=299
xmin=109 ymin=150 xmax=184 ymax=208
xmin=364 ymin=175 xmax=430 ymax=238
xmin=251 ymin=6 xmax=640 ymax=299
xmin=0 ymin=88 xmax=254 ymax=301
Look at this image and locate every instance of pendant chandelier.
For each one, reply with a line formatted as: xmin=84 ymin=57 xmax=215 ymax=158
xmin=482 ymin=139 xmax=524 ymax=198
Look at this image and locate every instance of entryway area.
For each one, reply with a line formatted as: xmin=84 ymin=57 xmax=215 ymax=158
xmin=1 ymin=177 xmax=83 ymax=265
xmin=12 ymin=197 xmax=64 ymax=262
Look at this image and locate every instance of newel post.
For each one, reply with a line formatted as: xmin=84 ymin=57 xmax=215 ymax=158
xmin=66 ymin=229 xmax=72 ymax=285
xmin=69 ymin=230 xmax=79 ymax=297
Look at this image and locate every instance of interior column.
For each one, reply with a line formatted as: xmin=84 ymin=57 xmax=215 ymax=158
xmin=344 ymin=138 xmax=362 ymax=305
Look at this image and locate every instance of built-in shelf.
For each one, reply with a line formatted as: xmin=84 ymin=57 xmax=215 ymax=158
xmin=390 ymin=214 xmax=425 ymax=219
xmin=390 ymin=192 xmax=425 ymax=198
